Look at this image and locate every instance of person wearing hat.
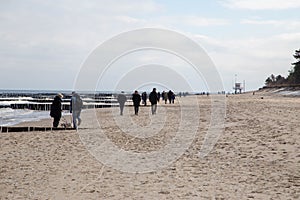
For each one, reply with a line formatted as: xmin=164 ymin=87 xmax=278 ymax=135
xmin=50 ymin=93 xmax=63 ymax=127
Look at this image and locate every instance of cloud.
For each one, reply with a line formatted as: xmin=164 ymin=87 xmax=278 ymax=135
xmin=241 ymin=19 xmax=300 ymax=30
xmin=0 ymin=0 xmax=164 ymax=90
xmin=195 ymin=32 xmax=300 ymax=60
xmin=0 ymin=0 xmax=298 ymax=91
xmin=183 ymin=16 xmax=229 ymax=26
xmin=114 ymin=16 xmax=146 ymax=24
xmin=220 ymin=0 xmax=300 ymax=10
xmin=156 ymin=16 xmax=230 ymax=27
xmin=38 ymin=0 xmax=162 ymax=14
xmin=193 ymin=32 xmax=300 ymax=90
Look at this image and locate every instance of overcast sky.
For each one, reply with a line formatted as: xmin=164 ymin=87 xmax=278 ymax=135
xmin=0 ymin=0 xmax=299 ymax=92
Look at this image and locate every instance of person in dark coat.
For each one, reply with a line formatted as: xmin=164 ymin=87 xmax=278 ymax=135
xmin=149 ymin=88 xmax=158 ymax=115
xmin=142 ymin=92 xmax=147 ymax=106
xmin=50 ymin=93 xmax=63 ymax=128
xmin=117 ymin=92 xmax=127 ymax=115
xmin=132 ymin=90 xmax=141 ymax=115
xmin=168 ymin=90 xmax=174 ymax=104
xmin=171 ymin=93 xmax=175 ymax=104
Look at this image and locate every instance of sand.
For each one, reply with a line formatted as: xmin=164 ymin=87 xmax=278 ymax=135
xmin=0 ymin=93 xmax=299 ymax=199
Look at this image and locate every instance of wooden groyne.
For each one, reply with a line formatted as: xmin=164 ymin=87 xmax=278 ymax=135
xmin=6 ymin=100 xmax=120 ymax=110
xmin=0 ymin=126 xmax=76 ymax=133
xmin=0 ymin=92 xmax=129 ymax=110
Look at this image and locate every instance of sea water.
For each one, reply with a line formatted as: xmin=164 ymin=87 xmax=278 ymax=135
xmin=0 ymin=108 xmax=51 ymax=126
xmin=0 ymin=108 xmax=73 ymax=126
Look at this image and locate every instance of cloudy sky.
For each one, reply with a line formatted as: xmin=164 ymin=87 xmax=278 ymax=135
xmin=0 ymin=0 xmax=299 ymax=92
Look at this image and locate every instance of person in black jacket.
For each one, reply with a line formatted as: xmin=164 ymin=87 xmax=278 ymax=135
xmin=132 ymin=90 xmax=141 ymax=115
xmin=142 ymin=92 xmax=147 ymax=106
xmin=50 ymin=93 xmax=63 ymax=128
xmin=149 ymin=88 xmax=158 ymax=115
xmin=168 ymin=90 xmax=174 ymax=104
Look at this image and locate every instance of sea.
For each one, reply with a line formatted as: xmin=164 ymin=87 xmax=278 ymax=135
xmin=0 ymin=108 xmax=52 ymax=126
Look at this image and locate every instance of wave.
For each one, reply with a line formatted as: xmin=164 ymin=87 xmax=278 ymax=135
xmin=0 ymin=108 xmax=50 ymax=126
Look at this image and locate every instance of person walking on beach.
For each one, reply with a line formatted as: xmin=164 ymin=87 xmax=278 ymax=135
xmin=50 ymin=93 xmax=63 ymax=128
xmin=171 ymin=93 xmax=175 ymax=104
xmin=163 ymin=91 xmax=168 ymax=104
xmin=161 ymin=91 xmax=168 ymax=104
xmin=142 ymin=92 xmax=147 ymax=106
xmin=149 ymin=88 xmax=158 ymax=115
xmin=132 ymin=90 xmax=141 ymax=115
xmin=168 ymin=90 xmax=174 ymax=104
xmin=70 ymin=91 xmax=83 ymax=129
xmin=117 ymin=91 xmax=127 ymax=115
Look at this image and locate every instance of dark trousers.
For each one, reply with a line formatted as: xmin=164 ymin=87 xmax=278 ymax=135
xmin=53 ymin=117 xmax=61 ymax=128
xmin=134 ymin=105 xmax=139 ymax=115
xmin=119 ymin=103 xmax=125 ymax=115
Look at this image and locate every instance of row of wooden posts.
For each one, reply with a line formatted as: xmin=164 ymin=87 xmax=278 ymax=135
xmin=0 ymin=93 xmax=124 ymax=111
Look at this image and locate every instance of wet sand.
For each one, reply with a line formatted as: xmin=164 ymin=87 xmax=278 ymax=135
xmin=0 ymin=93 xmax=299 ymax=199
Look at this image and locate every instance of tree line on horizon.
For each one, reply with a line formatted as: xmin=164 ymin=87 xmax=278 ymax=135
xmin=265 ymin=49 xmax=300 ymax=86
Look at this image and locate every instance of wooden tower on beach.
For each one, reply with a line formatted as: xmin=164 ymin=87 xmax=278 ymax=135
xmin=233 ymin=74 xmax=245 ymax=94
xmin=233 ymin=82 xmax=243 ymax=94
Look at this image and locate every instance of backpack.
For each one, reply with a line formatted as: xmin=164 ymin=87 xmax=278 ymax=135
xmin=74 ymin=96 xmax=83 ymax=110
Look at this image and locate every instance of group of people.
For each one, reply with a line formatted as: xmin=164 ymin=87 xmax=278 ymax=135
xmin=117 ymin=88 xmax=175 ymax=116
xmin=50 ymin=91 xmax=83 ymax=129
xmin=162 ymin=90 xmax=175 ymax=104
xmin=50 ymin=89 xmax=176 ymax=128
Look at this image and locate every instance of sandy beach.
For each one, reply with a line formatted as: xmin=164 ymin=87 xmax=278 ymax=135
xmin=0 ymin=92 xmax=299 ymax=199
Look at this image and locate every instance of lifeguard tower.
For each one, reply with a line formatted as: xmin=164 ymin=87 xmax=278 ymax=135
xmin=233 ymin=83 xmax=243 ymax=94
